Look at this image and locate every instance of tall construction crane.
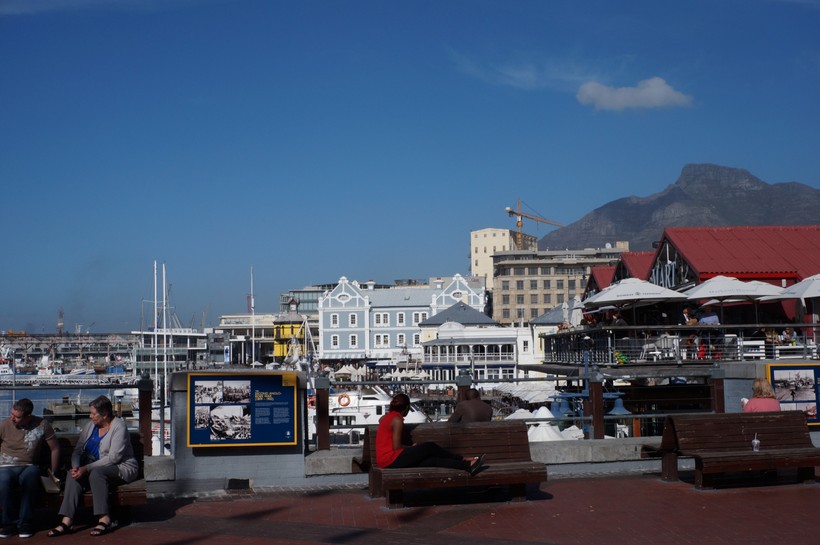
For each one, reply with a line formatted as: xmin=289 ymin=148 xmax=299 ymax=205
xmin=505 ymin=198 xmax=562 ymax=250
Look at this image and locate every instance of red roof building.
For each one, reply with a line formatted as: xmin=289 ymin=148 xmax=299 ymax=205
xmin=648 ymin=225 xmax=820 ymax=290
xmin=582 ymin=265 xmax=616 ymax=299
xmin=614 ymin=251 xmax=655 ymax=282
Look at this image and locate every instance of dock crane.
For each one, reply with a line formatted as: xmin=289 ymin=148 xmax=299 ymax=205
xmin=505 ymin=198 xmax=562 ymax=250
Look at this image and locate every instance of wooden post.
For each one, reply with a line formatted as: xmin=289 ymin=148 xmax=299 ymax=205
xmin=137 ymin=374 xmax=154 ymax=457
xmin=710 ymin=375 xmax=725 ymax=413
xmin=314 ymin=376 xmax=330 ymax=450
xmin=589 ymin=379 xmax=604 ymax=440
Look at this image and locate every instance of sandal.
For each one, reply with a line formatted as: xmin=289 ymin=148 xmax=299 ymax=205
xmin=47 ymin=522 xmax=73 ymax=538
xmin=469 ymin=453 xmax=486 ymax=476
xmin=90 ymin=520 xmax=116 ymax=537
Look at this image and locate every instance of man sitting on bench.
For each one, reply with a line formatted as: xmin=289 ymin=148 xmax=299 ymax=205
xmin=0 ymin=398 xmax=61 ymax=539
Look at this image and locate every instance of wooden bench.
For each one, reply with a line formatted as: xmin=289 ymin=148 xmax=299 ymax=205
xmin=41 ymin=431 xmax=147 ymax=508
xmin=657 ymin=411 xmax=820 ymax=488
xmin=367 ymin=420 xmax=547 ymax=508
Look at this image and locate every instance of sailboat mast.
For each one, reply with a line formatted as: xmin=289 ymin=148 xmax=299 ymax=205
xmin=251 ymin=266 xmax=256 ymax=364
xmin=153 ymin=260 xmax=158 ymax=399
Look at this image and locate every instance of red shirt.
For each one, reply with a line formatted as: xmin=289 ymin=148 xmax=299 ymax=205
xmin=375 ymin=411 xmax=404 ymax=468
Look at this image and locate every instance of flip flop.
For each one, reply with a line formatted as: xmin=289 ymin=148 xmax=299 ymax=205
xmin=469 ymin=453 xmax=486 ymax=476
xmin=89 ymin=520 xmax=117 ymax=537
xmin=47 ymin=522 xmax=74 ymax=538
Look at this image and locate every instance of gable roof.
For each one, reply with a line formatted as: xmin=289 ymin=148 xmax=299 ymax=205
xmin=619 ymin=251 xmax=655 ymax=280
xmin=590 ymin=266 xmax=617 ymax=290
xmin=420 ymin=302 xmax=497 ymax=326
xmin=662 ymin=225 xmax=820 ymax=280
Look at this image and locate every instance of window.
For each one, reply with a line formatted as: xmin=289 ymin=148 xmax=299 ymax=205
xmin=413 ymin=334 xmax=420 ymax=346
xmin=502 ymin=309 xmax=510 ymax=319
xmin=543 ymin=280 xmax=551 ymax=289
xmin=516 ymin=295 xmax=524 ymax=304
xmin=397 ymin=313 xmax=405 ymax=326
xmin=349 ymin=313 xmax=357 ymax=327
xmin=557 ymin=294 xmax=564 ymax=304
xmin=569 ymin=279 xmax=576 ymax=290
xmin=556 ymin=280 xmax=564 ymax=290
xmin=530 ymin=280 xmax=538 ymax=289
xmin=349 ymin=335 xmax=358 ymax=348
xmin=375 ymin=334 xmax=390 ymax=347
xmin=374 ymin=312 xmax=389 ymax=326
xmin=517 ymin=308 xmax=525 ymax=318
xmin=412 ymin=311 xmax=428 ymax=324
xmin=331 ymin=335 xmax=339 ymax=348
xmin=530 ymin=308 xmax=539 ymax=319
xmin=530 ymin=294 xmax=538 ymax=304
xmin=514 ymin=266 xmax=525 ymax=275
xmin=528 ymin=267 xmax=538 ymax=275
xmin=523 ymin=340 xmax=530 ymax=352
xmin=502 ymin=294 xmax=510 ymax=304
xmin=330 ymin=314 xmax=339 ymax=328
xmin=543 ymin=294 xmax=552 ymax=304
xmin=397 ymin=333 xmax=405 ymax=346
xmin=501 ymin=281 xmax=510 ymax=291
xmin=516 ymin=280 xmax=524 ymax=290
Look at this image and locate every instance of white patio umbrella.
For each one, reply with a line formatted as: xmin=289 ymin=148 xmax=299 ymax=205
xmin=760 ymin=273 xmax=820 ymax=322
xmin=583 ymin=278 xmax=688 ymax=307
xmin=760 ymin=273 xmax=820 ymax=303
xmin=684 ymin=276 xmax=783 ymax=322
xmin=583 ymin=278 xmax=688 ymax=323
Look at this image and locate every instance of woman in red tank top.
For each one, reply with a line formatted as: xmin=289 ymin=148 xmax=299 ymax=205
xmin=375 ymin=393 xmax=485 ymax=474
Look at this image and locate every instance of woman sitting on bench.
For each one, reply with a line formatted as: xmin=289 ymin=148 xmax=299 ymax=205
xmin=376 ymin=393 xmax=484 ymax=475
xmin=48 ymin=395 xmax=138 ymax=538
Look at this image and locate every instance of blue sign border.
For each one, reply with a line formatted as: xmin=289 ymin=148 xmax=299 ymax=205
xmin=187 ymin=372 xmax=298 ymax=447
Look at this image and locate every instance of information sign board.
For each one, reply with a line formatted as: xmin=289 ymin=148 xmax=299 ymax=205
xmin=187 ymin=372 xmax=298 ymax=447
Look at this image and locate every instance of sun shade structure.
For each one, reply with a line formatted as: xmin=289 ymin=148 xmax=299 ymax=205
xmin=683 ymin=275 xmax=783 ymax=301
xmin=683 ymin=275 xmax=784 ymax=322
xmin=760 ymin=273 xmax=820 ymax=303
xmin=583 ymin=278 xmax=688 ymax=307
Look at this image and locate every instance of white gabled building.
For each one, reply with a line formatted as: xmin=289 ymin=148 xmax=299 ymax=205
xmin=318 ymin=275 xmax=486 ymax=364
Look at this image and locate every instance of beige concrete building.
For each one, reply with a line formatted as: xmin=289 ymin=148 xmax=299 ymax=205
xmin=491 ymin=243 xmax=629 ymax=325
xmin=470 ymin=228 xmax=537 ymax=286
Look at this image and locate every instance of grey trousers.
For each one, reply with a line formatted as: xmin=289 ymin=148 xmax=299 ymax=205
xmin=58 ymin=465 xmax=125 ymax=520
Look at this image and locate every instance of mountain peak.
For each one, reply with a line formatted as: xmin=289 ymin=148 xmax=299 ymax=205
xmin=538 ymin=163 xmax=820 ymax=252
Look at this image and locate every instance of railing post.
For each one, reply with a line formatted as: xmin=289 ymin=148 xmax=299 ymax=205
xmin=314 ymin=375 xmax=330 ymax=450
xmin=137 ymin=374 xmax=154 ymax=457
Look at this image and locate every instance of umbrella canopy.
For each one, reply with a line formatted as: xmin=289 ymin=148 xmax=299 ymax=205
xmin=684 ymin=275 xmax=782 ymax=301
xmin=583 ymin=278 xmax=688 ymax=307
xmin=760 ymin=273 xmax=820 ymax=303
xmin=684 ymin=276 xmax=784 ymax=322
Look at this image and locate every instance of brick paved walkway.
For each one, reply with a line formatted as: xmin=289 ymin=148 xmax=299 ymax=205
xmin=20 ymin=472 xmax=818 ymax=545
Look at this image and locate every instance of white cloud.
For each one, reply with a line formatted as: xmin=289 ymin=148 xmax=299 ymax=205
xmin=576 ymin=77 xmax=693 ymax=111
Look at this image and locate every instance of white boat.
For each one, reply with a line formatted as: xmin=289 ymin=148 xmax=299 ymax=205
xmin=308 ymin=385 xmax=429 ymax=443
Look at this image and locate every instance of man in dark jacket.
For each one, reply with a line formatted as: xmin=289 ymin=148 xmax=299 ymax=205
xmin=449 ymin=389 xmax=493 ymax=423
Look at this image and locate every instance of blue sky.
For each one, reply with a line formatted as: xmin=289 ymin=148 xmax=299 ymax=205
xmin=2 ymin=0 xmax=819 ymax=333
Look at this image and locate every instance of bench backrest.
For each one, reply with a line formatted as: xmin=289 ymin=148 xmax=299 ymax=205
xmin=660 ymin=411 xmax=812 ymax=453
xmin=367 ymin=420 xmax=533 ymax=467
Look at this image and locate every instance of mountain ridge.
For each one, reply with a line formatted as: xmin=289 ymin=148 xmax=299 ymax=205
xmin=538 ymin=163 xmax=820 ymax=251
